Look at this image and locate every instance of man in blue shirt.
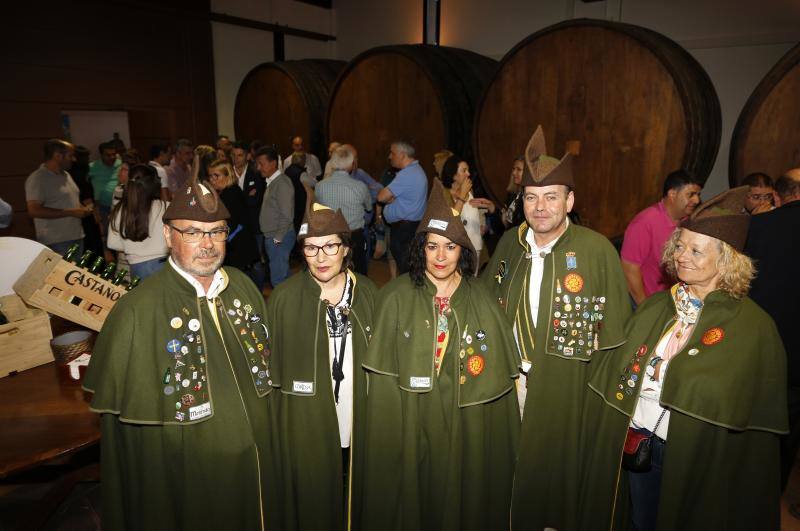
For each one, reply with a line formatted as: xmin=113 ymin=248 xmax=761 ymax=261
xmin=315 ymin=146 xmax=373 ymax=275
xmin=377 ymin=141 xmax=427 ymax=274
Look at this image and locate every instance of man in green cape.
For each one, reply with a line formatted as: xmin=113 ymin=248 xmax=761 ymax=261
xmin=84 ymin=179 xmax=280 ymax=530
xmin=482 ymin=125 xmax=631 ymax=530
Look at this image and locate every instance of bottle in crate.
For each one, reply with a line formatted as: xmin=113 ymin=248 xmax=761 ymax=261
xmin=100 ymin=262 xmax=117 ymax=280
xmin=88 ymin=256 xmax=105 ymax=274
xmin=76 ymin=250 xmax=94 ymax=268
xmin=62 ymin=243 xmax=81 ymax=263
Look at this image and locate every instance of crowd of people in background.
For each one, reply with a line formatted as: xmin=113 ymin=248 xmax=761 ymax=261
xmin=18 ymin=132 xmax=517 ymax=289
xmin=12 ymin=127 xmax=800 ymax=530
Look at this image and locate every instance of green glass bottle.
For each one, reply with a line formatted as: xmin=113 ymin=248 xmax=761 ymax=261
xmin=76 ymin=250 xmax=94 ymax=269
xmin=100 ymin=262 xmax=117 ymax=280
xmin=112 ymin=269 xmax=128 ymax=285
xmin=126 ymin=276 xmax=141 ymax=290
xmin=62 ymin=243 xmax=80 ymax=263
xmin=88 ymin=256 xmax=105 ymax=274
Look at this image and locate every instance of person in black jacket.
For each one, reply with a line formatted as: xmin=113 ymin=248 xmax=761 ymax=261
xmin=233 ymin=141 xmax=267 ymax=289
xmin=284 ymin=152 xmax=309 ymax=235
xmin=207 ymin=158 xmax=259 ymax=272
xmin=745 ymin=170 xmax=800 ymax=493
xmin=71 ymin=145 xmax=105 ymax=256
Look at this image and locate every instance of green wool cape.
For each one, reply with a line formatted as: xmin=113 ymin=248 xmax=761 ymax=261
xmin=579 ymin=289 xmax=789 ymax=531
xmin=266 ymin=269 xmax=376 ymax=531
xmin=359 ymin=274 xmax=521 ymax=531
xmin=481 ymin=222 xmax=631 ymax=531
xmin=83 ymin=264 xmax=280 ymax=531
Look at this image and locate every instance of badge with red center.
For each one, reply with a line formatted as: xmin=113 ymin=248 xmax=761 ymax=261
xmin=701 ymin=327 xmax=724 ymax=346
xmin=636 ymin=344 xmax=647 ymax=357
xmin=467 ymin=354 xmax=485 ymax=376
xmin=563 ymin=273 xmax=584 ymax=293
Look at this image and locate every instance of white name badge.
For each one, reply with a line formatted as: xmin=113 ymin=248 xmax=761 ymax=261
xmin=410 ymin=376 xmax=431 ymax=388
xmin=189 ymin=402 xmax=212 ymax=420
xmin=298 ymin=223 xmax=309 ymax=236
xmin=427 ymin=219 xmax=448 ymax=231
xmin=293 ymin=381 xmax=314 ymax=393
xmin=563 ymin=347 xmax=574 ymax=356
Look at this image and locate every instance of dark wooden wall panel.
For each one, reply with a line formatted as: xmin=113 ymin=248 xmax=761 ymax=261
xmin=0 ymin=0 xmax=217 ymax=240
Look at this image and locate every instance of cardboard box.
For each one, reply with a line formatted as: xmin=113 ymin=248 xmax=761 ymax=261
xmin=13 ymin=249 xmax=127 ymax=332
xmin=0 ymin=294 xmax=54 ymax=377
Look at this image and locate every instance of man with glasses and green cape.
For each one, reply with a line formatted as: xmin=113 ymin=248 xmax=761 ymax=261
xmin=84 ymin=176 xmax=281 ymax=531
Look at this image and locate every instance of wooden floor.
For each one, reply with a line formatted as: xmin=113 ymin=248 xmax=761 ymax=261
xmin=784 ymin=463 xmax=800 ymax=531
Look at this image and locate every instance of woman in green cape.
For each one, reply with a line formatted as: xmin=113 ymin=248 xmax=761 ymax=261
xmin=360 ymin=180 xmax=520 ymax=530
xmin=266 ymin=201 xmax=377 ymax=530
xmin=580 ymin=187 xmax=788 ymax=530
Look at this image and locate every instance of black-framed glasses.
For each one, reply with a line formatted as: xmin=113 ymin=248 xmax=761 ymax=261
xmin=169 ymin=225 xmax=229 ymax=243
xmin=302 ymin=242 xmax=343 ymax=257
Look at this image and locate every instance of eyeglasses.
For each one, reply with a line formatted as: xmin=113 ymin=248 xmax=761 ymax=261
xmin=169 ymin=225 xmax=229 ymax=243
xmin=747 ymin=193 xmax=773 ymax=201
xmin=302 ymin=242 xmax=343 ymax=257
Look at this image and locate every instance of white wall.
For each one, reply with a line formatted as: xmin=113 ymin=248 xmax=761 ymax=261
xmin=212 ymin=22 xmax=275 ymax=140
xmin=210 ymin=0 xmax=336 ymax=139
xmin=334 ymin=0 xmax=422 ymax=59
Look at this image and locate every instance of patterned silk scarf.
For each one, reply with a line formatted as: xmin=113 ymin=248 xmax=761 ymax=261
xmin=434 ymin=296 xmax=450 ymax=376
xmin=662 ymin=282 xmax=704 ymax=362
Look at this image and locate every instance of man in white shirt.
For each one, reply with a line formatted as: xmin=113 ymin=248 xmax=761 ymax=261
xmin=482 ymin=125 xmax=631 ymax=531
xmin=282 ymin=136 xmax=321 ymax=183
xmin=149 ymin=144 xmax=173 ymax=201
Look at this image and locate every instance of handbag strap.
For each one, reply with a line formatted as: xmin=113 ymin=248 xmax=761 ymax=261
xmin=652 ymin=408 xmax=668 ymax=433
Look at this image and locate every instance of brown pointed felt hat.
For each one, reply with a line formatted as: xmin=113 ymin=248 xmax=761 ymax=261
xmin=162 ymin=181 xmax=230 ymax=222
xmin=520 ymin=125 xmax=575 ymax=188
xmin=297 ymin=198 xmax=350 ymax=240
xmin=416 ymin=179 xmax=476 ymax=257
xmin=680 ymin=186 xmax=750 ymax=251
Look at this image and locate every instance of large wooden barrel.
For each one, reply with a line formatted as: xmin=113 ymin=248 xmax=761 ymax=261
xmin=474 ymin=19 xmax=721 ymax=238
xmin=729 ymin=42 xmax=800 ymax=186
xmin=234 ymin=59 xmax=345 ymax=161
xmin=327 ymin=45 xmax=497 ymax=181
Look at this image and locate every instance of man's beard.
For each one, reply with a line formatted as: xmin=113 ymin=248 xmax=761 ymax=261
xmin=174 ymin=247 xmax=225 ymax=278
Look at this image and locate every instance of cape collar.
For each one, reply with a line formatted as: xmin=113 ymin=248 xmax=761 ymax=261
xmin=515 ymin=218 xmax=573 ymax=253
xmin=418 ymin=271 xmax=468 ymax=306
xmin=168 ymin=257 xmax=228 ymax=299
xmin=301 ymin=268 xmax=359 ymax=302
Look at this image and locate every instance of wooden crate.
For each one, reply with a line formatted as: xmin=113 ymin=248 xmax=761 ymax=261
xmin=0 ymin=294 xmax=54 ymax=377
xmin=13 ymin=249 xmax=127 ymax=332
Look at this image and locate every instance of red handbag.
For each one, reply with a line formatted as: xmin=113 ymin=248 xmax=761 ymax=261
xmin=622 ymin=409 xmax=666 ymax=472
xmin=623 ymin=428 xmax=650 ymax=455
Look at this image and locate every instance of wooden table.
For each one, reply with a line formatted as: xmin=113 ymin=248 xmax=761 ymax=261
xmin=0 ymin=362 xmax=99 ymax=479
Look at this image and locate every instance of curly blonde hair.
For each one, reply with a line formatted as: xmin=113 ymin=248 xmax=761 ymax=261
xmin=661 ymin=228 xmax=755 ymax=299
